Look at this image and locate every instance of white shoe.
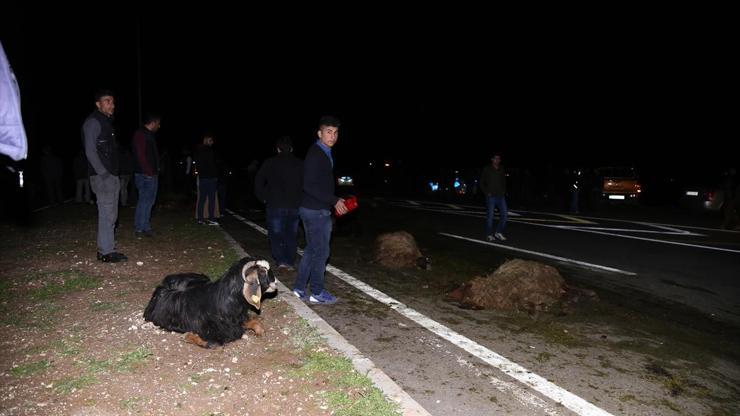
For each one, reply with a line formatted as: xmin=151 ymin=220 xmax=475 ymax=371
xmin=486 ymin=235 xmax=495 ymax=242
xmin=494 ymin=232 xmax=507 ymax=241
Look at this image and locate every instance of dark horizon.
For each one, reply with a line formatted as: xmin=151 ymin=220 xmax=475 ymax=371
xmin=2 ymin=12 xmax=735 ymax=173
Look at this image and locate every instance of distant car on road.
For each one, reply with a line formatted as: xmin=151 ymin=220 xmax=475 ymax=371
xmin=679 ymin=169 xmax=734 ymax=212
xmin=593 ymin=166 xmax=642 ymax=203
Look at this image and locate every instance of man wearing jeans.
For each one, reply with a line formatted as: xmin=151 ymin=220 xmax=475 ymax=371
xmin=292 ymin=116 xmax=348 ymax=305
xmin=480 ymin=153 xmax=508 ymax=242
xmin=254 ymin=136 xmax=303 ymax=270
xmin=132 ymin=114 xmax=161 ymax=237
xmin=82 ymin=89 xmax=127 ymax=263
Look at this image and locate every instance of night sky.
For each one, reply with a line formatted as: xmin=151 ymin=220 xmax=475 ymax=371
xmin=2 ymin=10 xmax=733 ymax=175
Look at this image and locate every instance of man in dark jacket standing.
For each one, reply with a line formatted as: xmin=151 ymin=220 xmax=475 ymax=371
xmin=82 ymin=89 xmax=126 ymax=262
xmin=132 ymin=114 xmax=161 ymax=236
xmin=292 ymin=116 xmax=348 ymax=304
xmin=254 ymin=136 xmax=303 ymax=270
xmin=480 ymin=153 xmax=508 ymax=242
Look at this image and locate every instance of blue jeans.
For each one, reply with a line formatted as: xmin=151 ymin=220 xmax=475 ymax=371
xmin=485 ymin=196 xmax=508 ymax=236
xmin=266 ymin=206 xmax=300 ymax=266
xmin=134 ymin=174 xmax=158 ymax=232
xmin=197 ymin=178 xmax=217 ymax=220
xmin=294 ymin=207 xmax=333 ymax=295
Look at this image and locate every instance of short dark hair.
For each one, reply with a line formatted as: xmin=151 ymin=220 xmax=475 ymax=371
xmin=94 ymin=89 xmax=114 ymax=101
xmin=276 ymin=136 xmax=293 ymax=153
xmin=143 ymin=113 xmax=161 ymax=125
xmin=318 ymin=115 xmax=341 ymax=128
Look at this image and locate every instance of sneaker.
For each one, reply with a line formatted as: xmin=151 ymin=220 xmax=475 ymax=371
xmin=292 ymin=288 xmax=307 ymax=300
xmin=206 ymin=219 xmax=219 ymax=226
xmin=486 ymin=235 xmax=495 ymax=242
xmin=97 ymin=252 xmax=128 ymax=263
xmin=197 ymin=219 xmax=205 ymax=225
xmin=278 ymin=264 xmax=295 ymax=272
xmin=309 ymin=290 xmax=337 ymax=305
xmin=494 ymin=232 xmax=507 ymax=241
xmin=135 ymin=230 xmax=154 ymax=238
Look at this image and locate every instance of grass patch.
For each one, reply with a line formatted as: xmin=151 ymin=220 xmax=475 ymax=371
xmin=289 ymin=318 xmax=323 ymax=351
xmin=115 ymin=347 xmax=152 ymax=372
xmin=10 ymin=360 xmax=50 ymax=377
xmin=82 ymin=346 xmax=152 ymax=374
xmin=120 ymin=397 xmax=141 ymax=411
xmin=54 ymin=374 xmax=97 ymax=394
xmin=29 ymin=270 xmax=99 ymax=300
xmin=203 ymin=247 xmax=241 ymax=281
xmin=90 ymin=300 xmax=126 ymax=312
xmin=291 ymin=351 xmax=400 ymax=416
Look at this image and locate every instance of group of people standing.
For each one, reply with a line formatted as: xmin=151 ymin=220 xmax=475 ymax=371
xmin=81 ymin=90 xmax=347 ymax=305
xmin=254 ymin=116 xmax=348 ymax=305
xmin=81 ymin=90 xmax=162 ymax=262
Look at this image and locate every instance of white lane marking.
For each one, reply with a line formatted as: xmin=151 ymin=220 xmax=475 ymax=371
xmin=324 ymin=265 xmax=613 ymax=416
xmin=439 ymin=232 xmax=637 ymax=276
xmin=230 ymin=210 xmax=614 ymax=416
xmin=456 ymin=357 xmax=560 ymax=415
xmin=553 ymin=226 xmax=740 ymax=255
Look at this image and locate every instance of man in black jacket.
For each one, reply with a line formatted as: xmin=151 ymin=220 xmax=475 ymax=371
xmin=82 ymin=89 xmax=127 ymax=262
xmin=254 ymin=136 xmax=303 ymax=269
xmin=292 ymin=116 xmax=348 ymax=304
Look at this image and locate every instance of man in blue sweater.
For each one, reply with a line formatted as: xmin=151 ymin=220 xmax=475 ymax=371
xmin=292 ymin=116 xmax=348 ymax=304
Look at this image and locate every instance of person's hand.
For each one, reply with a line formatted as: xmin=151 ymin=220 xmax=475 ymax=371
xmin=334 ymin=198 xmax=348 ymax=215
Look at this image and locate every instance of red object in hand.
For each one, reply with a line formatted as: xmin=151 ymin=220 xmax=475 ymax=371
xmin=335 ymin=195 xmax=358 ymax=217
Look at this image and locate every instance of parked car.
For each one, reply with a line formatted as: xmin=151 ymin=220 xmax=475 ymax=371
xmin=679 ymin=168 xmax=735 ymax=212
xmin=592 ymin=166 xmax=642 ymax=203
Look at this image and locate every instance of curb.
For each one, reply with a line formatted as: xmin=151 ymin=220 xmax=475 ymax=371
xmin=220 ymin=229 xmax=430 ymax=416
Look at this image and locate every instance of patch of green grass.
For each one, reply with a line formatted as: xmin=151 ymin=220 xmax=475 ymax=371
xmin=49 ymin=337 xmax=83 ymax=356
xmin=292 ymin=351 xmax=400 ymax=416
xmin=85 ymin=358 xmax=112 ymax=374
xmin=119 ymin=397 xmax=141 ymax=411
xmin=90 ymin=300 xmax=126 ymax=312
xmin=114 ymin=347 xmax=152 ymax=372
xmin=10 ymin=360 xmax=50 ymax=377
xmin=29 ymin=270 xmax=99 ymax=300
xmin=289 ymin=318 xmax=323 ymax=351
xmin=203 ymin=247 xmax=241 ymax=281
xmin=79 ymin=347 xmax=151 ymax=376
xmin=54 ymin=374 xmax=97 ymax=394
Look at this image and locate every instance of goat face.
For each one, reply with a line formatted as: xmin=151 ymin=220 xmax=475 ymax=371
xmin=241 ymin=260 xmax=277 ymax=310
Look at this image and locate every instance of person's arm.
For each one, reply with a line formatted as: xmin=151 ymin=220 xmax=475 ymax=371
xmin=253 ymin=160 xmax=269 ymax=203
xmin=132 ymin=130 xmax=153 ymax=175
xmin=480 ymin=167 xmax=490 ymax=195
xmin=82 ymin=118 xmax=108 ymax=176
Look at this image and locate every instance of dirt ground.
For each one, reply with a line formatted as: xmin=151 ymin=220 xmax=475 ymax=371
xmin=0 ymin=201 xmax=399 ymax=416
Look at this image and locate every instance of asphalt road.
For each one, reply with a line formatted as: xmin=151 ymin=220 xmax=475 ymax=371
xmin=222 ymin=200 xmax=740 ymax=416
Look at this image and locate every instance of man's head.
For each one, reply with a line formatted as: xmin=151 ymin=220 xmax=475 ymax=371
xmin=491 ymin=153 xmax=502 ymax=168
xmin=276 ymin=136 xmax=293 ymax=153
xmin=317 ymin=115 xmax=340 ymax=148
xmin=202 ymin=134 xmax=214 ymax=146
xmin=143 ymin=114 xmax=162 ymax=132
xmin=94 ymin=89 xmax=115 ymax=117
